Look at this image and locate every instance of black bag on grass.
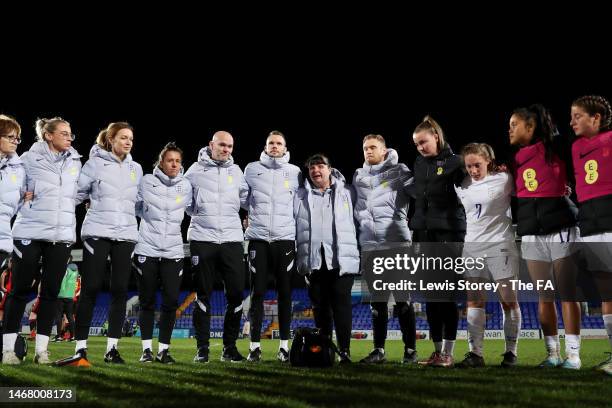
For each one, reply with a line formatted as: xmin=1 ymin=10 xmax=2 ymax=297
xmin=290 ymin=327 xmax=338 ymax=367
xmin=15 ymin=334 xmax=27 ymax=360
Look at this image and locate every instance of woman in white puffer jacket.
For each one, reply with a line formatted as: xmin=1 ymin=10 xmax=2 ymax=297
xmin=72 ymin=122 xmax=142 ymax=365
xmin=3 ymin=117 xmax=80 ymax=365
xmin=134 ymin=142 xmax=192 ymax=364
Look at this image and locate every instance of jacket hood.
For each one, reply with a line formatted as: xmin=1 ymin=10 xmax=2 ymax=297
xmin=259 ymin=150 xmax=290 ymax=169
xmin=197 ymin=146 xmax=234 ymax=168
xmin=89 ymin=144 xmax=132 ymax=163
xmin=29 ymin=141 xmax=81 ymax=162
xmin=0 ymin=152 xmax=22 ymax=168
xmin=153 ymin=166 xmax=184 ymax=186
xmin=362 ymin=148 xmax=399 ymax=174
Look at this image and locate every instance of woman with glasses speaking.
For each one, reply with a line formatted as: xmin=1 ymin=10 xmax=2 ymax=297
xmin=2 ymin=117 xmax=82 ymax=365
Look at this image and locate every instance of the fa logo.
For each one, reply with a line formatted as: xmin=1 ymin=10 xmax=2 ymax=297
xmin=137 ymin=256 xmax=146 ymax=264
xmin=191 ymin=255 xmax=199 ymax=266
xmin=250 ymin=250 xmax=256 ymax=260
xmin=537 ymin=280 xmax=554 ymax=290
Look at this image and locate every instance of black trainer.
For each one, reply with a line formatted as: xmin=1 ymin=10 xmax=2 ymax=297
xmin=360 ymin=348 xmax=386 ymax=364
xmin=403 ymin=348 xmax=418 ymax=364
xmin=193 ymin=347 xmax=209 ymax=363
xmin=338 ymin=349 xmax=352 ymax=364
xmin=75 ymin=348 xmax=88 ymax=360
xmin=221 ymin=346 xmax=246 ymax=362
xmin=276 ymin=348 xmax=289 ymax=363
xmin=156 ymin=349 xmax=175 ymax=364
xmin=456 ymin=352 xmax=485 ymax=368
xmin=500 ymin=351 xmax=517 ymax=368
xmin=104 ymin=346 xmax=125 ymax=364
xmin=140 ymin=348 xmax=154 ymax=363
xmin=247 ymin=347 xmax=262 ymax=362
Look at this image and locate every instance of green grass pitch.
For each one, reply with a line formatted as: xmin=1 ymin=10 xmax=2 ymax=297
xmin=0 ymin=338 xmax=610 ymax=407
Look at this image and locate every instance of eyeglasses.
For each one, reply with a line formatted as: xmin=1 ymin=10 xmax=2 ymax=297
xmin=1 ymin=135 xmax=21 ymax=145
xmin=53 ymin=131 xmax=76 ymax=141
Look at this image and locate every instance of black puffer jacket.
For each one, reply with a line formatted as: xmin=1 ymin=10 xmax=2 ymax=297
xmin=408 ymin=147 xmax=466 ymax=232
xmin=578 ymin=194 xmax=612 ymax=237
xmin=516 ymin=196 xmax=577 ymax=236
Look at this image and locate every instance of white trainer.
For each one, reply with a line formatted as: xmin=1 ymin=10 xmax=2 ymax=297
xmin=2 ymin=351 xmax=22 ymax=365
xmin=34 ymin=350 xmax=51 ymax=365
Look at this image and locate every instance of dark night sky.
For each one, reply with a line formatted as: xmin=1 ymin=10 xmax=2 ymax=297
xmin=3 ymin=34 xmax=611 ymax=191
xmin=5 ymin=11 xmax=607 ymax=181
xmin=4 ymin=70 xmax=610 ymax=180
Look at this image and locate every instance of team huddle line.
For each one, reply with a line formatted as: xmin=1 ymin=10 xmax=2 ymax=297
xmin=0 ymin=94 xmax=610 ymax=375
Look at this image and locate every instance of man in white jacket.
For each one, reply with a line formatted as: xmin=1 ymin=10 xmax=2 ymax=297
xmin=186 ymin=131 xmax=249 ymax=363
xmin=353 ymin=134 xmax=417 ymax=364
xmin=243 ymin=131 xmax=301 ymax=362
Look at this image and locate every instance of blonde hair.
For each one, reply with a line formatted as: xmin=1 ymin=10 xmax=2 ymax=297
xmin=362 ymin=134 xmax=386 ymax=146
xmin=413 ymin=116 xmax=447 ymax=151
xmin=96 ymin=122 xmax=133 ymax=151
xmin=461 ymin=142 xmax=496 ymax=172
xmin=35 ymin=117 xmax=69 ymax=142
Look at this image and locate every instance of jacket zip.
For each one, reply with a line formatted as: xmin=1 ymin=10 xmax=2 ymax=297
xmin=164 ymin=182 xmax=169 ymax=249
xmin=269 ymin=169 xmax=275 ymax=242
xmin=56 ymin=156 xmax=66 ymax=242
xmin=218 ymin=167 xmax=222 ymax=244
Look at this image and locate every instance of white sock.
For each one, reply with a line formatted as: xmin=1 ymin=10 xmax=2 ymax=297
xmin=3 ymin=333 xmax=17 ymax=353
xmin=75 ymin=340 xmax=87 ymax=352
xmin=565 ymin=334 xmax=581 ymax=358
xmin=442 ymin=339 xmax=455 ymax=356
xmin=106 ymin=338 xmax=119 ymax=353
xmin=158 ymin=343 xmax=169 ymax=353
xmin=250 ymin=342 xmax=261 ymax=351
xmin=467 ymin=308 xmax=485 ymax=357
xmin=503 ymin=307 xmax=521 ymax=356
xmin=544 ymin=335 xmax=559 ymax=356
xmin=35 ymin=334 xmax=49 ymax=355
xmin=603 ymin=314 xmax=612 ymax=350
xmin=376 ymin=347 xmax=385 ymax=354
xmin=142 ymin=339 xmax=152 ymax=352
xmin=279 ymin=340 xmax=289 ymax=351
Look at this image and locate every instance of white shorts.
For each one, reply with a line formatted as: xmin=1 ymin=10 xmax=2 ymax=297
xmin=578 ymin=231 xmax=612 ymax=273
xmin=462 ymin=242 xmax=520 ymax=281
xmin=464 ymin=254 xmax=519 ymax=281
xmin=521 ymin=227 xmax=578 ymax=262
